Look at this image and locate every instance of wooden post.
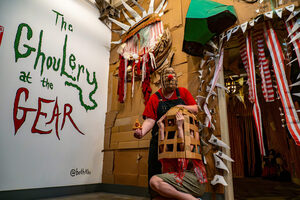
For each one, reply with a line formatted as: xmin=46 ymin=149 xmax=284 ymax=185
xmin=217 ymin=68 xmax=234 ymax=200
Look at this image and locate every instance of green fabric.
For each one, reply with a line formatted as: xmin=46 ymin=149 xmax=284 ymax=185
xmin=184 ymin=0 xmax=236 ymax=45
xmin=154 ymin=171 xmax=206 ymax=197
xmin=186 ymin=0 xmax=236 ymax=19
xmin=184 ymin=18 xmax=214 ymax=45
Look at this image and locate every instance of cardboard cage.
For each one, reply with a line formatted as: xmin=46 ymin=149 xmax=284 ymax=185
xmin=158 ymin=106 xmax=202 ymax=160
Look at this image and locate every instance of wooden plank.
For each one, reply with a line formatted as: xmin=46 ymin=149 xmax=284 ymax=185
xmin=217 ymin=67 xmax=234 ymax=199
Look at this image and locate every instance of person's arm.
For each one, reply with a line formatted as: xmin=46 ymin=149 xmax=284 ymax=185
xmin=176 ymin=112 xmax=185 ymax=151
xmin=176 ymin=112 xmax=184 ymax=138
xmin=177 ymin=104 xmax=198 ymax=114
xmin=134 ymin=118 xmax=156 ymax=139
xmin=157 ymin=114 xmax=166 ymax=141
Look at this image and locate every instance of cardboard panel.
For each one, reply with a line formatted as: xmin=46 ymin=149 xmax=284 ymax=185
xmin=139 ymin=140 xmax=150 ymax=148
xmin=104 ymin=128 xmax=111 ymax=150
xmin=102 ymin=174 xmax=114 ymax=184
xmin=114 ymin=174 xmax=138 ymax=186
xmin=181 ymin=0 xmax=191 ymax=28
xmin=102 ymin=151 xmax=114 ymax=175
xmin=118 ymin=141 xmax=139 ymax=149
xmin=138 ymin=175 xmax=148 ymax=187
xmin=114 ymin=150 xmax=139 ymax=174
xmin=138 ymin=149 xmax=149 ymax=175
xmin=171 ymin=28 xmax=187 ymax=67
xmin=105 ymin=111 xmax=119 ymax=128
xmin=111 ymin=131 xmax=136 ymax=143
xmin=161 ymin=0 xmax=183 ymax=30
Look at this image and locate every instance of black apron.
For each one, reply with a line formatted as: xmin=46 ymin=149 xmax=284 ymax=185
xmin=148 ymin=88 xmax=185 ymax=196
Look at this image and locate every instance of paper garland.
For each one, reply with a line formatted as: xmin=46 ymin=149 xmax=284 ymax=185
xmin=225 ymin=4 xmax=296 ymax=36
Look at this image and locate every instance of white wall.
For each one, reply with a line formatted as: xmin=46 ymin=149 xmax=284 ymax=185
xmin=0 ymin=0 xmax=111 ymax=191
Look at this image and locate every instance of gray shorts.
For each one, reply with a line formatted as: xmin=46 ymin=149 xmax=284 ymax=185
xmin=153 ymin=170 xmax=206 ymax=197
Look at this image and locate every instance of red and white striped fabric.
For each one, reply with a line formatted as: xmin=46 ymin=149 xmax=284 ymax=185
xmin=264 ymin=21 xmax=300 ymax=146
xmin=239 ymin=37 xmax=254 ymax=103
xmin=285 ymin=18 xmax=300 ymax=68
xmin=246 ymin=30 xmax=266 ymax=156
xmin=253 ymin=31 xmax=275 ymax=102
xmin=122 ymin=21 xmax=164 ymax=57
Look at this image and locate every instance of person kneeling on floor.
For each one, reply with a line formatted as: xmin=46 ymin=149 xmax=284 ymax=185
xmin=150 ymin=111 xmax=207 ymax=200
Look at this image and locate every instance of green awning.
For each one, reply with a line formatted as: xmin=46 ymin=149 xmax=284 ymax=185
xmin=183 ymin=0 xmax=237 ymax=56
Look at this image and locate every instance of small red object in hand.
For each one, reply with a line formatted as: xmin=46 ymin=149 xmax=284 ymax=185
xmin=168 ymin=74 xmax=173 ymax=80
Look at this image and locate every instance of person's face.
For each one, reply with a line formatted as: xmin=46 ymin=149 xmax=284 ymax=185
xmin=162 ymin=68 xmax=177 ymax=93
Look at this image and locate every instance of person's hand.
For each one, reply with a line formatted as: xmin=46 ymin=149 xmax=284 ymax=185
xmin=157 ymin=114 xmax=166 ymax=129
xmin=176 ymin=112 xmax=184 ymax=127
xmin=134 ymin=128 xmax=143 ymax=139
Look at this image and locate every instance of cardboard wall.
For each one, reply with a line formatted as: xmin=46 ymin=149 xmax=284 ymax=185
xmin=104 ymin=0 xmax=300 ymax=192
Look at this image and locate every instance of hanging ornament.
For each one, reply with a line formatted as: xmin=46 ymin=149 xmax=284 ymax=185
xmin=265 ymin=11 xmax=273 ymax=19
xmin=286 ymin=4 xmax=295 ymax=12
xmin=241 ymin=22 xmax=248 ymax=33
xmin=208 ymin=134 xmax=230 ymax=149
xmin=213 ymin=153 xmax=229 ymax=173
xmin=275 ymin=8 xmax=283 ymax=18
xmin=215 ymin=151 xmax=234 ymax=162
xmin=249 ymin=19 xmax=255 ymax=27
xmin=211 ymin=175 xmax=228 ymax=186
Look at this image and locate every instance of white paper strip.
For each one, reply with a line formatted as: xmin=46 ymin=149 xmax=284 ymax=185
xmin=287 ymin=58 xmax=298 ymax=66
xmin=122 ymin=10 xmax=135 ymax=26
xmin=255 ymin=16 xmax=262 ymax=22
xmin=288 ymin=20 xmax=300 ymax=37
xmin=232 ymin=25 xmax=240 ymax=34
xmin=131 ymin=0 xmax=147 ymax=18
xmin=289 ymin=80 xmax=300 ymax=87
xmin=241 ymin=22 xmax=248 ymax=33
xmin=286 ymin=10 xmax=300 ymax=22
xmin=201 ymin=138 xmax=208 ymax=146
xmin=200 ymin=59 xmax=206 ymax=69
xmin=204 ymin=50 xmax=215 ymax=57
xmin=289 ymin=32 xmax=300 ymax=44
xmin=215 ymin=83 xmax=230 ymax=93
xmin=249 ymin=20 xmax=255 ymax=27
xmin=158 ymin=1 xmax=168 ymax=17
xmin=275 ymin=8 xmax=283 ymax=18
xmin=108 ymin=17 xmax=130 ymax=31
xmin=227 ymin=28 xmax=233 ymax=41
xmin=292 ymin=93 xmax=300 ymax=98
xmin=206 ymin=86 xmax=217 ymax=96
xmin=208 ymin=40 xmax=218 ymax=50
xmin=112 ymin=29 xmax=126 ymax=35
xmin=148 ymin=0 xmax=155 ymax=14
xmin=121 ymin=0 xmax=142 ymax=22
xmin=111 ymin=39 xmax=122 ymax=44
xmin=155 ymin=0 xmax=166 ymax=14
xmin=203 ymin=155 xmax=207 ymax=164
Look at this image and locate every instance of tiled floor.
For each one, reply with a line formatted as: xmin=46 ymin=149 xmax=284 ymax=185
xmin=233 ymin=178 xmax=300 ymax=200
xmin=44 ymin=178 xmax=300 ymax=200
xmin=44 ymin=192 xmax=148 ymax=200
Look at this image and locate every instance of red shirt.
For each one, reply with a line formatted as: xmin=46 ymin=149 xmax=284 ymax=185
xmin=143 ymin=87 xmax=196 ymax=120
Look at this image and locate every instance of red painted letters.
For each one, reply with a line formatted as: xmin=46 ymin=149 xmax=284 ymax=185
xmin=13 ymin=87 xmax=85 ymax=140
